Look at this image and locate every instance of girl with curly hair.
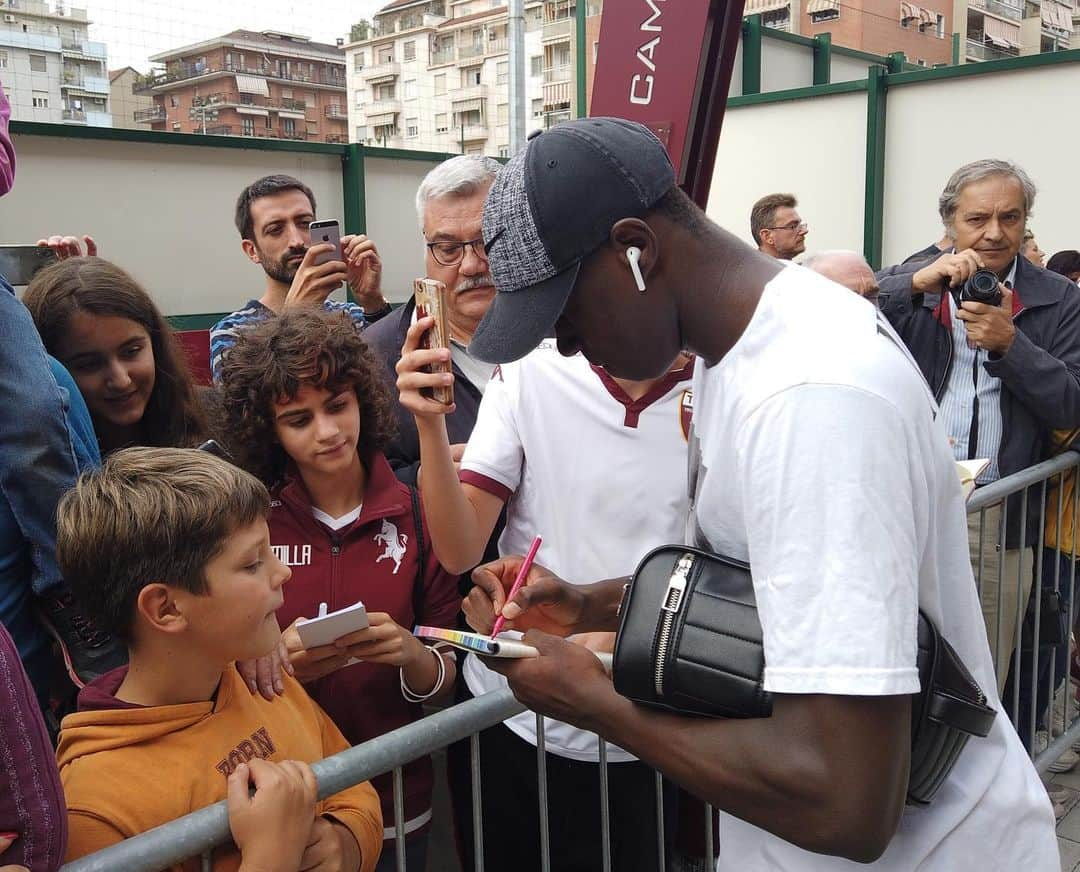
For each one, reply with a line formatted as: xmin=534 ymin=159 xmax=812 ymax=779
xmin=23 ymin=257 xmax=206 ymax=454
xmin=220 ymin=308 xmax=459 ymax=872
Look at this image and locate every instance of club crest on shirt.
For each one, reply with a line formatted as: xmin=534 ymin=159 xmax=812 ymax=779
xmin=374 ymin=519 xmax=408 ymax=574
xmin=679 ymin=390 xmax=694 ymax=441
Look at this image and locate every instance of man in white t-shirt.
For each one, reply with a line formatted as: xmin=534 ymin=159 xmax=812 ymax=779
xmin=435 ymin=117 xmax=1058 ymax=870
xmin=395 ymin=332 xmax=695 ymax=869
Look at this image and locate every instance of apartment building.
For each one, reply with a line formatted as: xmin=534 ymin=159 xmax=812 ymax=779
xmin=746 ymin=0 xmax=955 ymax=65
xmin=133 ymin=30 xmax=348 ymax=144
xmin=744 ymin=0 xmax=1075 ymax=64
xmin=955 ymin=0 xmax=1074 ymax=62
xmin=108 ymin=65 xmax=152 ymax=130
xmin=0 ymin=0 xmax=110 ymax=126
xmin=346 ymin=0 xmax=599 ymax=155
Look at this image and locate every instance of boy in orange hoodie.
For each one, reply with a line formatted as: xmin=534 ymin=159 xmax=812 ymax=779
xmin=54 ymin=446 xmax=382 ymax=872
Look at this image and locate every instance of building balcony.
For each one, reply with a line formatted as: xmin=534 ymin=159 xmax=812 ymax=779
xmin=542 ymin=65 xmax=571 ymax=84
xmin=134 ymin=106 xmax=168 ymax=123
xmin=367 ymin=98 xmax=402 ymax=115
xmin=543 ymin=79 xmax=572 ymax=107
xmin=542 ymin=17 xmax=573 ymax=41
xmin=972 ymin=0 xmax=1023 ymax=20
xmin=458 ymin=124 xmax=488 ymax=141
xmin=363 ymin=60 xmax=401 ymax=80
xmin=326 ymin=133 xmax=349 ymax=143
xmin=429 ymin=47 xmax=456 ymax=65
xmin=62 ymin=108 xmax=86 ymax=123
xmin=62 ymin=73 xmax=110 ymax=94
xmin=61 ymin=39 xmax=108 ymax=60
xmin=458 ymin=43 xmax=485 ymax=61
xmin=324 ymin=104 xmax=348 ymax=119
xmin=487 ymin=38 xmax=509 ymax=54
xmin=0 ymin=31 xmax=61 ymax=53
xmin=450 ymin=83 xmax=488 ymax=105
xmin=135 ymin=64 xmax=347 ymax=93
xmin=965 ymin=36 xmax=1020 ymax=58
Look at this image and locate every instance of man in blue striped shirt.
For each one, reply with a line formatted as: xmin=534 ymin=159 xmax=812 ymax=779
xmin=878 ymin=160 xmax=1080 ymax=738
xmin=210 ymin=174 xmax=391 ymax=382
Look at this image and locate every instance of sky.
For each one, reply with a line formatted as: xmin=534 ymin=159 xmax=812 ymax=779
xmin=85 ymin=0 xmax=386 ymax=71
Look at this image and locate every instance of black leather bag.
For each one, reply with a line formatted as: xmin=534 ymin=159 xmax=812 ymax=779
xmin=612 ymin=545 xmax=997 ymax=805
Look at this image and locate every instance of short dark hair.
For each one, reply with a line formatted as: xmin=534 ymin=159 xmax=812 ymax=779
xmin=651 ymin=185 xmax=709 ymax=234
xmin=235 ymin=174 xmax=317 ymax=240
xmin=750 ymin=193 xmax=797 ymax=245
xmin=219 ymin=308 xmax=397 ymax=486
xmin=57 ymin=447 xmax=270 ymax=642
xmin=1047 ymin=250 xmax=1080 ymax=277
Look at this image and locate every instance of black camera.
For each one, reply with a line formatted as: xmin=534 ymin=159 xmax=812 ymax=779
xmin=958 ymin=269 xmax=1002 ymax=307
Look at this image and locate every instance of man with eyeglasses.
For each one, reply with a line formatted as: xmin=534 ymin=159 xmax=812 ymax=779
xmin=750 ymin=192 xmax=809 ymax=261
xmin=364 ymin=155 xmax=502 ymax=487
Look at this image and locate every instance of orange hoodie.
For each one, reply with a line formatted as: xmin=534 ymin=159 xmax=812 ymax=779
xmin=56 ymin=665 xmax=382 ymax=872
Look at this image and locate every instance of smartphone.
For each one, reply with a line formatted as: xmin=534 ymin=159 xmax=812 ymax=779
xmin=309 ymin=219 xmax=342 ymax=267
xmin=413 ymin=277 xmax=453 ymax=405
xmin=0 ymin=245 xmax=58 ymax=286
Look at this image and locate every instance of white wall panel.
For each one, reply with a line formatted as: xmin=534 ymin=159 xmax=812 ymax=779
xmin=708 ymin=91 xmax=867 ymax=256
xmin=761 ymin=38 xmax=815 ymax=92
xmin=882 ymin=65 xmax=1080 ymax=267
xmin=3 ymin=135 xmax=344 ymax=316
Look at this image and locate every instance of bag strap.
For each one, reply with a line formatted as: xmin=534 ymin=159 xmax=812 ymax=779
xmin=410 ymin=486 xmax=427 ymax=623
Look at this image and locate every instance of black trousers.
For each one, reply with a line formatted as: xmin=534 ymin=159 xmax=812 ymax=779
xmin=446 ymin=684 xmax=674 ymax=872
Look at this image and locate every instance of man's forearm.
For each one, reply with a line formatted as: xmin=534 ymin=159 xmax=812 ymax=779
xmin=586 ymin=688 xmax=909 ymax=862
xmin=414 ymin=417 xmax=489 ymax=573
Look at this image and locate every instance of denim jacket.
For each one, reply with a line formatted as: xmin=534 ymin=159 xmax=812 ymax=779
xmin=0 ymin=276 xmax=98 ymax=694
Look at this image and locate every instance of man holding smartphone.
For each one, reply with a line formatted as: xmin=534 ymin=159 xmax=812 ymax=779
xmin=210 ymin=174 xmax=392 ymax=382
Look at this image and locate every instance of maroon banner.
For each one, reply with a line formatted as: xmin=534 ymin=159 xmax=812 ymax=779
xmin=590 ymin=0 xmax=715 ymax=180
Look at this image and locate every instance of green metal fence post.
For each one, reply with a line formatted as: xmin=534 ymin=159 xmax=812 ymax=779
xmin=863 ymin=65 xmax=887 ymax=269
xmin=342 ymin=143 xmax=367 ymax=303
xmin=952 ymin=32 xmax=961 ymax=65
xmin=813 ymin=32 xmax=833 ymax=85
xmin=742 ymin=15 xmax=763 ymax=95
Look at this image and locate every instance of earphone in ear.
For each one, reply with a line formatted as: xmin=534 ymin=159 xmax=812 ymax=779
xmin=626 ymin=246 xmax=646 ymax=293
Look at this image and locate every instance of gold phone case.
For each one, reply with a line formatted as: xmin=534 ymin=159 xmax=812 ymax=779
xmin=413 ymin=278 xmax=453 ymax=405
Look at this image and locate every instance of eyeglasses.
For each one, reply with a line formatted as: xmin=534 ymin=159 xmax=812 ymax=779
xmin=766 ymin=221 xmax=809 ymax=233
xmin=425 ymin=237 xmax=487 ymax=266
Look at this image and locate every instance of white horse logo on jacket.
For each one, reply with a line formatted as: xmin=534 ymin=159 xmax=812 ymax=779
xmin=374 ymin=519 xmax=408 ymax=574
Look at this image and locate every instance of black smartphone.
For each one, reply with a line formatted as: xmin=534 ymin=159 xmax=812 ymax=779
xmin=0 ymin=245 xmax=58 ymax=286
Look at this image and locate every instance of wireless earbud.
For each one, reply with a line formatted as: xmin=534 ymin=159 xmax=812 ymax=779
xmin=626 ymin=246 xmax=646 ymax=293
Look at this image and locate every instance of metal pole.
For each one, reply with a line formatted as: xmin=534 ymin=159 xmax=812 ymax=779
xmin=507 ymin=0 xmax=526 ymax=153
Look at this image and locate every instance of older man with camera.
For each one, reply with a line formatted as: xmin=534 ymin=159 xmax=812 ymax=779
xmin=877 ymin=160 xmax=1080 ymax=729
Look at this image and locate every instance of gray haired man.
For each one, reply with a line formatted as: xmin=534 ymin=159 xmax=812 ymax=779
xmin=877 ymin=159 xmax=1080 ymax=708
xmin=803 ymin=250 xmax=880 ymax=305
xmin=363 ymin=154 xmax=502 ymax=485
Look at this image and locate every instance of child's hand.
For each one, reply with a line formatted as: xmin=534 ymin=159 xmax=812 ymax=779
xmin=300 ymin=816 xmax=362 ymax=872
xmin=281 ymin=621 xmax=354 ymax=683
xmin=332 ymin=612 xmax=426 ymax=668
xmin=229 ymin=759 xmax=316 ymax=872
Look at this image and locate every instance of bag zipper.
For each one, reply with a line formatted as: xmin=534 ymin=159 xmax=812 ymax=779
xmin=654 ymin=552 xmax=694 ymax=697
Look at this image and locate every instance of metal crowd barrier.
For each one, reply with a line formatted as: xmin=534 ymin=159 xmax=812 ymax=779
xmin=967 ymin=450 xmax=1080 ymax=775
xmin=60 ymin=452 xmax=1079 ymax=872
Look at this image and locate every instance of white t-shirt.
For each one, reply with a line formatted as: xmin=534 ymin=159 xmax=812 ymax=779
xmin=460 ymin=342 xmax=694 ymax=761
xmin=690 ymin=265 xmax=1056 ymax=870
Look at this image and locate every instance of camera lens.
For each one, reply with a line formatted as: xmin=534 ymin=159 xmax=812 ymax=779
xmin=971 ymin=271 xmax=997 ymax=294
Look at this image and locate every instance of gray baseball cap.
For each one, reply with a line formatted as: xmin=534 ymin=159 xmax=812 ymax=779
xmin=469 ymin=117 xmax=675 ymax=364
